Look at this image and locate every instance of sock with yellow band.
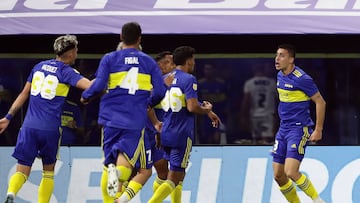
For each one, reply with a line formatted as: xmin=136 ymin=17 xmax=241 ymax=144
xmin=116 ymin=165 xmax=132 ymax=182
xmin=280 ymin=179 xmax=300 ymax=203
xmin=7 ymin=171 xmax=28 ymax=196
xmin=38 ymin=170 xmax=55 ymax=203
xmin=118 ymin=180 xmax=143 ymax=202
xmin=153 ymin=176 xmax=166 ymax=192
xmin=148 ymin=180 xmax=175 ymax=203
xmin=295 ymin=173 xmax=319 ymax=200
xmin=171 ymin=181 xmax=183 ymax=203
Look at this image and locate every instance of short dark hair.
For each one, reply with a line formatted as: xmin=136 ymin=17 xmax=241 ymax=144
xmin=278 ymin=44 xmax=296 ymax=58
xmin=172 ymin=46 xmax=195 ymax=66
xmin=154 ymin=51 xmax=172 ymax=62
xmin=121 ymin=22 xmax=142 ymax=45
xmin=53 ymin=34 xmax=78 ymax=56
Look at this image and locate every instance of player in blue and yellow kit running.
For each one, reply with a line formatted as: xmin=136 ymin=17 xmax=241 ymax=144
xmin=0 ymin=35 xmax=91 ymax=203
xmin=271 ymin=44 xmax=326 ymax=203
xmin=147 ymin=46 xmax=221 ymax=203
xmin=115 ymin=51 xmax=175 ymax=203
xmin=80 ymin=22 xmax=166 ymax=203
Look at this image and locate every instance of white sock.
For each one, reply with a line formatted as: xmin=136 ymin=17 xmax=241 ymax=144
xmin=313 ymin=196 xmax=325 ymax=203
xmin=117 ymin=193 xmax=130 ymax=203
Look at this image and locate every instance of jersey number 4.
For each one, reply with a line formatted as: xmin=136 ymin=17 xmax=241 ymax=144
xmin=120 ymin=67 xmax=140 ymax=95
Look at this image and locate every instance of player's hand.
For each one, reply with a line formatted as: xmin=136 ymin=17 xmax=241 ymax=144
xmin=208 ymin=111 xmax=221 ymax=128
xmin=164 ymin=72 xmax=175 ymax=87
xmin=0 ymin=118 xmax=10 ymax=134
xmin=67 ymin=120 xmax=77 ymax=129
xmin=202 ymin=101 xmax=213 ymax=111
xmin=309 ymin=129 xmax=322 ymax=142
xmin=154 ymin=121 xmax=163 ymax=133
xmin=155 ymin=133 xmax=161 ymax=149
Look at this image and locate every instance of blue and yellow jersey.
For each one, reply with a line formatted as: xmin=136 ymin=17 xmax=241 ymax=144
xmin=61 ymin=100 xmax=83 ymax=145
xmin=198 ymin=77 xmax=228 ymax=116
xmin=277 ymin=66 xmax=318 ymax=127
xmin=22 ymin=59 xmax=83 ymax=130
xmin=145 ymin=71 xmax=174 ymax=145
xmin=198 ymin=78 xmax=227 ymax=103
xmin=82 ymin=48 xmax=166 ymax=130
xmin=161 ymin=69 xmax=198 ymax=147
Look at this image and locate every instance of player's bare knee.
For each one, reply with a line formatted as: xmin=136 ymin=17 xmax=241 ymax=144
xmin=285 ymin=170 xmax=300 ymax=181
xmin=139 ymin=168 xmax=152 ymax=179
xmin=273 ymin=172 xmax=287 ymax=184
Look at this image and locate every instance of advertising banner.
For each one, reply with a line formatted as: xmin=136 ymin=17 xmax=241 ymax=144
xmin=0 ymin=146 xmax=359 ymax=202
xmin=2 ymin=0 xmax=360 ymax=34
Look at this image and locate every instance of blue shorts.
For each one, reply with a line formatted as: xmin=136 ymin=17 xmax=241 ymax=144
xmin=152 ymin=145 xmax=165 ymax=164
xmin=135 ymin=128 xmax=154 ymax=169
xmin=163 ymin=137 xmax=192 ymax=172
xmin=271 ymin=126 xmax=312 ymax=164
xmin=144 ymin=128 xmax=165 ymax=164
xmin=102 ymin=126 xmax=152 ymax=169
xmin=13 ymin=127 xmax=61 ymax=166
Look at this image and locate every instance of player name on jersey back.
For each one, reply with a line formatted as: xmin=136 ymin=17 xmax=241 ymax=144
xmin=41 ymin=64 xmax=58 ymax=73
xmin=125 ymin=57 xmax=139 ymax=64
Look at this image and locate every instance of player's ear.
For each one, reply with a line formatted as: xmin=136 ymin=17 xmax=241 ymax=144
xmin=290 ymin=57 xmax=294 ymax=64
xmin=185 ymin=58 xmax=191 ymax=67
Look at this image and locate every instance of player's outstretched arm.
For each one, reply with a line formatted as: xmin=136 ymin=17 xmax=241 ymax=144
xmin=0 ymin=118 xmax=10 ymax=134
xmin=208 ymin=111 xmax=221 ymax=128
xmin=187 ymin=98 xmax=212 ymax=115
xmin=0 ymin=82 xmax=31 ymax=134
xmin=75 ymin=77 xmax=92 ymax=90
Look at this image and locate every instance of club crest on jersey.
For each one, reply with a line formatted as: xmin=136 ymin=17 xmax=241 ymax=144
xmin=193 ymin=83 xmax=197 ymax=91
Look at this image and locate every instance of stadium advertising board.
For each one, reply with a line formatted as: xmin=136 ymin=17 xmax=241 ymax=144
xmin=2 ymin=0 xmax=360 ymax=34
xmin=0 ymin=146 xmax=359 ymax=203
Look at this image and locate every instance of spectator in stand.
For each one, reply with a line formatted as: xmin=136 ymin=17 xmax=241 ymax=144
xmin=60 ymin=99 xmax=85 ymax=146
xmin=197 ymin=63 xmax=228 ymax=144
xmin=240 ymin=62 xmax=277 ymax=145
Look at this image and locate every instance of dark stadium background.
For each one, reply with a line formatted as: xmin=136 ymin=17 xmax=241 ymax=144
xmin=0 ymin=34 xmax=359 ymax=54
xmin=1 ymin=34 xmax=360 ymax=146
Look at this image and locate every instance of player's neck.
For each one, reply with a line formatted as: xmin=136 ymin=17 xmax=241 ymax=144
xmin=122 ymin=42 xmax=141 ymax=50
xmin=281 ymin=64 xmax=295 ymax=75
xmin=56 ymin=56 xmax=72 ymax=65
xmin=176 ymin=65 xmax=188 ymax=73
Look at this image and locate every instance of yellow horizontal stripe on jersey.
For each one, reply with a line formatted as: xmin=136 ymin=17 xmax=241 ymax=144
xmin=108 ymin=72 xmax=152 ymax=91
xmin=277 ymin=88 xmax=310 ymax=102
xmin=56 ymin=83 xmax=70 ymax=97
xmin=154 ymin=103 xmax=162 ymax=109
